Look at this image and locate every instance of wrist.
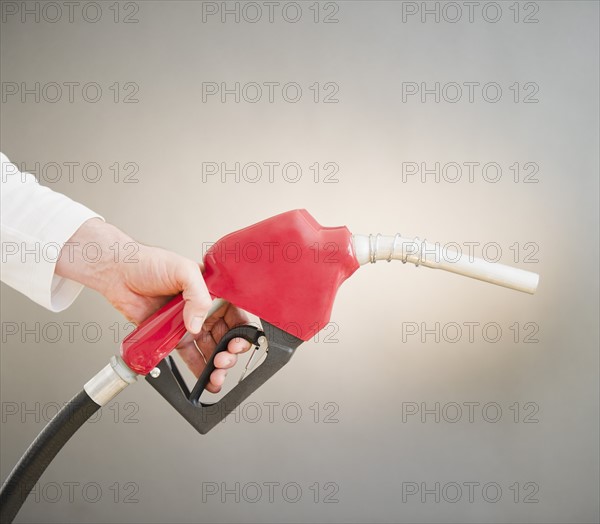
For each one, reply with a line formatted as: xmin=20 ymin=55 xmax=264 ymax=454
xmin=56 ymin=218 xmax=135 ymax=295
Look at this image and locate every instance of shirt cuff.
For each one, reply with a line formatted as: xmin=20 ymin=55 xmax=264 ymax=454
xmin=42 ymin=208 xmax=105 ymax=312
xmin=1 ymin=152 xmax=104 ymax=311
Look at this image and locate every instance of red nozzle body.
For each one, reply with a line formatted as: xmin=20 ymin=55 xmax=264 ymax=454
xmin=203 ymin=209 xmax=359 ymax=341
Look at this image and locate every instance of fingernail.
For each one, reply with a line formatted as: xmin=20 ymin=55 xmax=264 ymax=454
xmin=190 ymin=315 xmax=204 ymax=334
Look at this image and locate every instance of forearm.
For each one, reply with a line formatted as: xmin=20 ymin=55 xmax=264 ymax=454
xmin=55 ymin=218 xmax=135 ymax=295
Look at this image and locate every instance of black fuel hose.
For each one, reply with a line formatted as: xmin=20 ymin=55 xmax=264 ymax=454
xmin=0 ymin=389 xmax=100 ymax=524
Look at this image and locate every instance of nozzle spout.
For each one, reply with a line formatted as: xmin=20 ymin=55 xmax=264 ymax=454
xmin=352 ymin=234 xmax=539 ymax=294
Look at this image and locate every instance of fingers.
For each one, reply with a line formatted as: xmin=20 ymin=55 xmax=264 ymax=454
xmin=204 ymin=315 xmax=253 ymax=355
xmin=227 ymin=336 xmax=252 ymax=354
xmin=223 ymin=304 xmax=250 ymax=327
xmin=204 ymin=354 xmax=238 ymax=393
xmin=178 ymin=301 xmax=255 ymax=391
xmin=207 ymin=335 xmax=254 ymax=390
xmin=176 ymin=334 xmax=239 ymax=393
xmin=221 ymin=305 xmax=252 ymax=354
xmin=214 ymin=351 xmax=237 ymax=369
xmin=205 ymin=369 xmax=228 ymax=393
xmin=176 ymin=261 xmax=213 ymax=335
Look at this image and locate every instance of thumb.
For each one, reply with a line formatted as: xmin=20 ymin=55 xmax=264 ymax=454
xmin=177 ymin=261 xmax=212 ymax=335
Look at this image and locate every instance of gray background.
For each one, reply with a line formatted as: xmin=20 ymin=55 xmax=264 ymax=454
xmin=1 ymin=1 xmax=598 ymax=523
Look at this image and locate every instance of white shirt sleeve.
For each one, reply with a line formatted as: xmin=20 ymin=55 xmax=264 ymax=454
xmin=1 ymin=152 xmax=104 ymax=311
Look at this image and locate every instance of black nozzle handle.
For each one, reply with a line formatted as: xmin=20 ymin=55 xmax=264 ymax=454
xmin=145 ymin=321 xmax=303 ymax=434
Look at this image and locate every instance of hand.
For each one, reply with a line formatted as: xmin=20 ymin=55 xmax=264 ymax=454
xmin=56 ymin=218 xmax=250 ymax=392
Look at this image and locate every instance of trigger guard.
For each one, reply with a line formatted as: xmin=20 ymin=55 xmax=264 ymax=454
xmin=189 ymin=325 xmax=264 ymax=405
xmin=145 ymin=321 xmax=302 ymax=434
